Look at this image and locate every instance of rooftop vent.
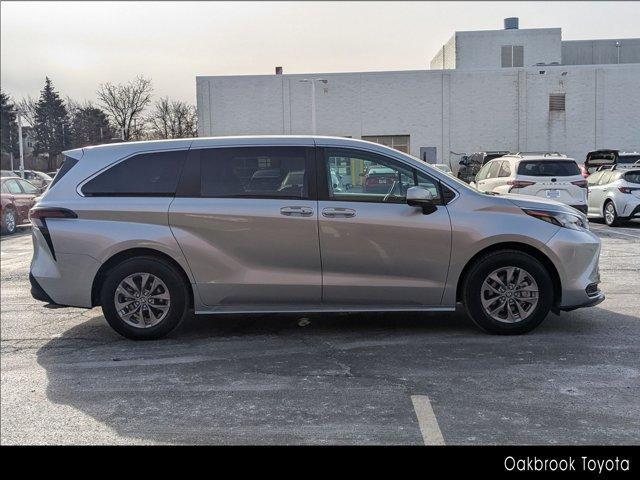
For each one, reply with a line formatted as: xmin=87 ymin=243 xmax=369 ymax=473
xmin=504 ymin=17 xmax=519 ymax=30
xmin=275 ymin=66 xmax=283 ymax=75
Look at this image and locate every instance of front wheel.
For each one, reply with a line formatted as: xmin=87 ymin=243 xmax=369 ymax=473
xmin=100 ymin=256 xmax=190 ymax=340
xmin=462 ymin=250 xmax=554 ymax=335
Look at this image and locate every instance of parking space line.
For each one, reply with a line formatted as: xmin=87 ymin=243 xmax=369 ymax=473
xmin=411 ymin=395 xmax=445 ymax=445
xmin=590 ymin=226 xmax=640 ymax=239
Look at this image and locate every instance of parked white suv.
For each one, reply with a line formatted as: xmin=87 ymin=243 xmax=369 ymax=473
xmin=587 ymin=168 xmax=640 ymax=226
xmin=472 ymin=153 xmax=588 ymax=214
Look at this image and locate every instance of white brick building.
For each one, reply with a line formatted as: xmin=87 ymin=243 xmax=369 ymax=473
xmin=197 ymin=19 xmax=640 ymax=168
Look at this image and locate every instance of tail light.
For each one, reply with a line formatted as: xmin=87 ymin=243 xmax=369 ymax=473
xmin=618 ymin=186 xmax=632 ymax=194
xmin=507 ymin=180 xmax=535 ymax=192
xmin=579 ymin=165 xmax=589 ymax=178
xmin=29 ymin=207 xmax=77 ymax=222
xmin=571 ymin=180 xmax=588 ymax=188
xmin=28 ymin=207 xmax=77 ymax=261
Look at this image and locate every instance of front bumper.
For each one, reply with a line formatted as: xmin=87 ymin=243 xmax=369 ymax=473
xmin=545 ymin=226 xmax=603 ymax=310
xmin=559 ymin=290 xmax=605 ymax=311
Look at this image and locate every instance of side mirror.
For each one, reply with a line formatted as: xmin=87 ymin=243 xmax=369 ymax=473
xmin=406 ymin=186 xmax=437 ymax=214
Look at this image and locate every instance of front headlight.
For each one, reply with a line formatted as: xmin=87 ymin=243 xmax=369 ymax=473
xmin=523 ymin=209 xmax=589 ymax=231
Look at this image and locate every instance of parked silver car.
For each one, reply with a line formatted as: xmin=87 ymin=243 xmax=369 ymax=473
xmin=29 ymin=136 xmax=604 ymax=339
xmin=587 ymin=168 xmax=640 ymax=226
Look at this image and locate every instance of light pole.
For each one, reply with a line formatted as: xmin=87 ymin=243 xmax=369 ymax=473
xmin=16 ymin=110 xmax=25 ymax=178
xmin=299 ymin=78 xmax=328 ymax=134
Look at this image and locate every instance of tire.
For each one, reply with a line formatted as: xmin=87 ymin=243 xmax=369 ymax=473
xmin=1 ymin=208 xmax=17 ymax=235
xmin=462 ymin=250 xmax=554 ymax=335
xmin=603 ymin=200 xmax=620 ymax=227
xmin=100 ymin=256 xmax=190 ymax=340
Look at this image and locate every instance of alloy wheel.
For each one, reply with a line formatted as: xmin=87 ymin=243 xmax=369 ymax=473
xmin=605 ymin=202 xmax=616 ymax=225
xmin=5 ymin=211 xmax=16 ymax=234
xmin=114 ymin=272 xmax=171 ymax=328
xmin=481 ymin=266 xmax=539 ymax=323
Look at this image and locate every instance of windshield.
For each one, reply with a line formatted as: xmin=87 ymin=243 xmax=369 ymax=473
xmin=517 ymin=160 xmax=580 ymax=177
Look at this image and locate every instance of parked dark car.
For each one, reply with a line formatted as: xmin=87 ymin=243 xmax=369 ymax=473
xmin=457 ymin=151 xmax=509 ymax=183
xmin=585 ymin=149 xmax=640 ymax=174
xmin=362 ymin=165 xmax=398 ymax=193
xmin=1 ymin=177 xmax=40 ymax=235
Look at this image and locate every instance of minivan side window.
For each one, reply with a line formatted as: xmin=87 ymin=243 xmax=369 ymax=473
xmin=82 ymin=150 xmax=187 ymax=196
xmin=322 ymin=147 xmax=441 ymax=204
xmin=200 ymin=147 xmax=309 ymax=199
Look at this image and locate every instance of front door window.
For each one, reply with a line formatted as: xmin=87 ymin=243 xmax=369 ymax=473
xmin=323 ymin=148 xmax=440 ymax=204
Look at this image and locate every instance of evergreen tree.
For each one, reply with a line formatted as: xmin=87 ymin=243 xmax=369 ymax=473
xmin=0 ymin=91 xmax=19 ymax=158
xmin=69 ymin=103 xmax=113 ymax=148
xmin=33 ymin=77 xmax=70 ymax=170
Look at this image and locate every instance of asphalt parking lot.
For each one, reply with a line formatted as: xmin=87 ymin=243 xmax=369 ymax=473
xmin=1 ymin=221 xmax=639 ymax=445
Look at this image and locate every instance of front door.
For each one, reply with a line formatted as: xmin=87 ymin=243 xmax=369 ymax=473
xmin=317 ymin=147 xmax=452 ymax=307
xmin=169 ymin=146 xmax=322 ymax=308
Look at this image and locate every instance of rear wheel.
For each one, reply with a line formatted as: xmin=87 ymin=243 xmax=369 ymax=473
xmin=1 ymin=208 xmax=17 ymax=235
xmin=604 ymin=200 xmax=621 ymax=226
xmin=100 ymin=256 xmax=189 ymax=340
xmin=462 ymin=250 xmax=554 ymax=335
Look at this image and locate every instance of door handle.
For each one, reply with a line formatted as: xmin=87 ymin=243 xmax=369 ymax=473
xmin=322 ymin=207 xmax=356 ymax=218
xmin=280 ymin=206 xmax=314 ymax=217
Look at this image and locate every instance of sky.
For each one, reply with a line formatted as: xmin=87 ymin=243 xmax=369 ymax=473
xmin=2 ymin=1 xmax=639 ymax=106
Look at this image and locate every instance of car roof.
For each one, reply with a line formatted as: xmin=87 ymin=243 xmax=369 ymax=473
xmin=64 ymin=135 xmax=411 ymax=158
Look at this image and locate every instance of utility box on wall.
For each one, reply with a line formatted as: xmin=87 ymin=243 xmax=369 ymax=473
xmin=420 ymin=147 xmax=438 ymax=164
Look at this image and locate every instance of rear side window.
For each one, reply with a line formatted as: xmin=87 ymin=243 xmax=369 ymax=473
xmin=49 ymin=156 xmax=78 ymax=189
xmin=82 ymin=150 xmax=187 ymax=196
xmin=486 ymin=161 xmax=501 ymax=179
xmin=517 ymin=160 xmax=580 ymax=177
xmin=200 ymin=147 xmax=309 ymax=199
xmin=598 ymin=171 xmax=614 ymax=185
xmin=498 ymin=161 xmax=511 ymax=177
xmin=587 ymin=171 xmax=603 ymax=186
xmin=623 ymin=171 xmax=640 ymax=184
xmin=5 ymin=179 xmax=22 ymax=194
xmin=17 ymin=179 xmax=39 ymax=194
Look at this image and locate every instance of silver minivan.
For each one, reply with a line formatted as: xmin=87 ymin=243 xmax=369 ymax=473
xmin=29 ymin=136 xmax=604 ymax=339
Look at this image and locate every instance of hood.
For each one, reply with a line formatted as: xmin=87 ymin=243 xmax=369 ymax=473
xmin=499 ymin=193 xmax=585 ymax=216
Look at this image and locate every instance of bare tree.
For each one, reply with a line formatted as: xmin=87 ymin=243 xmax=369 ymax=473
xmin=147 ymin=97 xmax=197 ymax=139
xmin=96 ymin=76 xmax=153 ymax=141
xmin=17 ymin=96 xmax=38 ymax=127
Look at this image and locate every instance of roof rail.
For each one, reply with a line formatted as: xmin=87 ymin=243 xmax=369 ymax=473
xmin=512 ymin=151 xmax=566 ymax=157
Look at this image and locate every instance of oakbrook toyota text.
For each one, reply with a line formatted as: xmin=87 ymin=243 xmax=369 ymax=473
xmin=504 ymin=456 xmax=631 ymax=473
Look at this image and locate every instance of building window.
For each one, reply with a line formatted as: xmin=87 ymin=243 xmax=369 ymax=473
xmin=361 ymin=135 xmax=410 ymax=154
xmin=549 ymin=93 xmax=566 ymax=111
xmin=501 ymin=45 xmax=524 ymax=67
